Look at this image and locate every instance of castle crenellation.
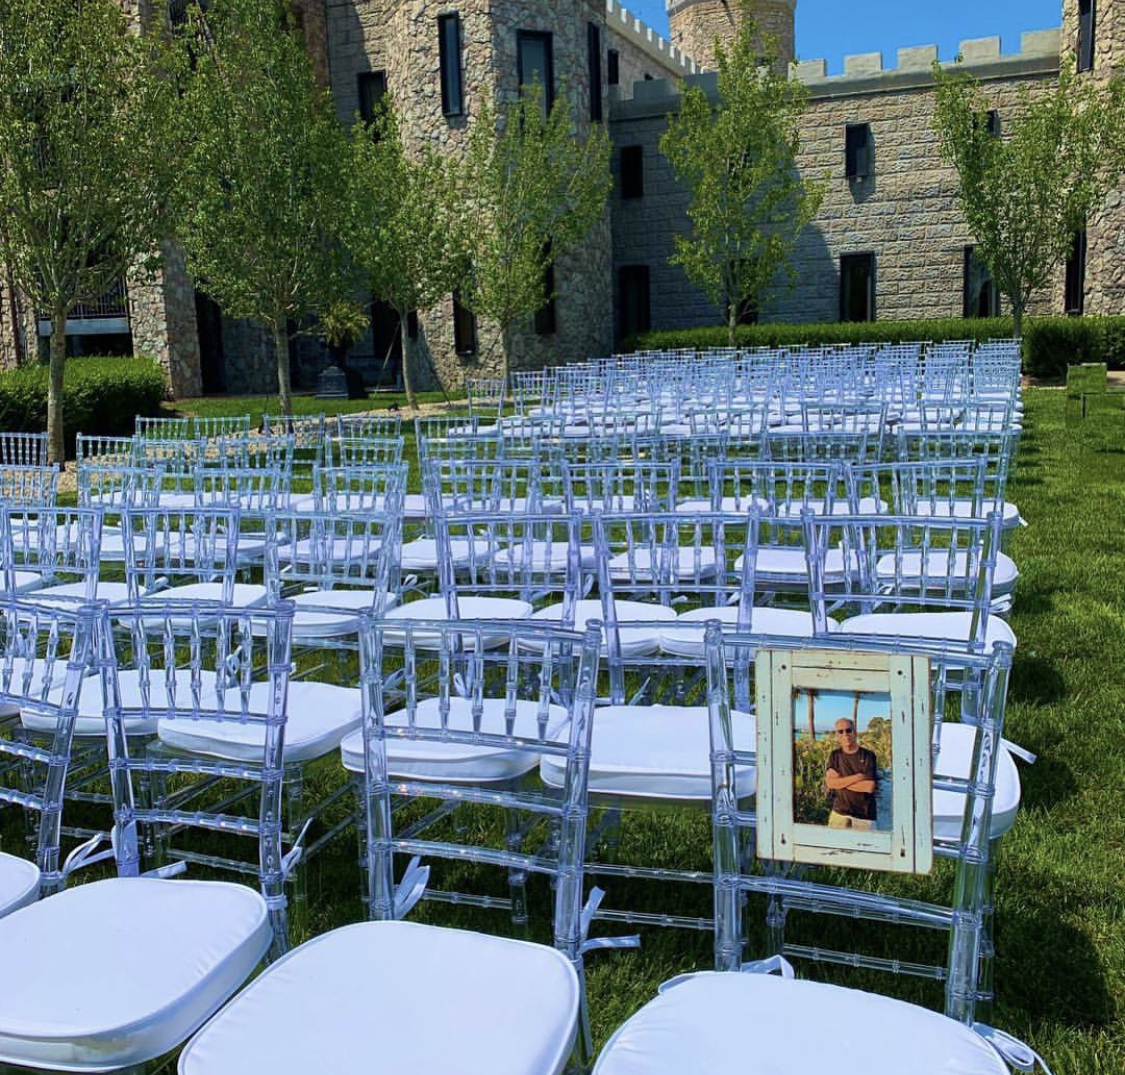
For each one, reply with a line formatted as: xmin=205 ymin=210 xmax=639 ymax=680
xmin=605 ymin=0 xmax=698 ymax=75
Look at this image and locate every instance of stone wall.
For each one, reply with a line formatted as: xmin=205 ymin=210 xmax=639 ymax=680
xmin=127 ymin=243 xmax=203 ymax=398
xmin=610 ymin=28 xmax=1079 ymax=336
xmin=1064 ymin=0 xmax=1125 ymax=317
xmin=667 ymin=0 xmax=795 ymax=71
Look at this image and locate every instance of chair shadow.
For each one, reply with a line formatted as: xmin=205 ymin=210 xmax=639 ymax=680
xmin=1008 ymin=652 xmax=1066 ymax=705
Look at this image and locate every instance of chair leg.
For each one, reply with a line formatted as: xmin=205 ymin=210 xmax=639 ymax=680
xmin=504 ymin=807 xmax=529 ymax=930
xmin=976 ymin=838 xmax=999 ymax=1024
xmin=352 ymin=774 xmax=370 ymax=918
xmin=284 ymin=767 xmax=309 ymax=940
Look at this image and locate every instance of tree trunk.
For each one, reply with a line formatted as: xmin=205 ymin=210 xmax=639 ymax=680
xmin=1012 ymin=302 xmax=1024 ymax=340
xmin=727 ymin=301 xmax=737 ymax=347
xmin=47 ymin=307 xmax=67 ymax=468
xmin=400 ymin=311 xmax=418 ymax=412
xmin=273 ymin=319 xmax=292 ymax=416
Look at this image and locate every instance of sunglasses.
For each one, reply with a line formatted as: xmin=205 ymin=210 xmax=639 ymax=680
xmin=835 ymin=727 xmax=855 ymax=734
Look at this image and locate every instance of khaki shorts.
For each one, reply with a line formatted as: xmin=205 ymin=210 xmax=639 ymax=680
xmin=828 ymin=810 xmax=873 ymax=831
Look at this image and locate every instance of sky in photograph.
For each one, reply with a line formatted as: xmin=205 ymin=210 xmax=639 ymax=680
xmin=624 ymin=0 xmax=1065 ymax=75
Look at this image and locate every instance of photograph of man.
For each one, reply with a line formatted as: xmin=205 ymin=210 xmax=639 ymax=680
xmin=825 ymin=718 xmax=878 ymax=830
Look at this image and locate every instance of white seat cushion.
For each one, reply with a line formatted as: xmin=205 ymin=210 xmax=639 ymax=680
xmin=840 ymin=611 xmax=1017 ymax=652
xmin=571 ymin=494 xmax=638 ymax=513
xmin=289 ymin=589 xmax=398 ymax=639
xmin=608 ymin=547 xmax=718 ymax=581
xmin=3 ymin=571 xmax=43 ymax=595
xmin=400 ymin=537 xmax=492 ymax=572
xmin=0 ymin=877 xmax=270 ymax=1071
xmin=159 ymin=681 xmax=362 ymax=764
xmin=402 ymin=493 xmax=429 ymax=518
xmin=489 ymin=541 xmax=598 ymax=573
xmin=340 ymin=696 xmax=569 ymax=782
xmin=179 ymin=920 xmax=578 ymax=1075
xmin=22 ymin=581 xmax=130 ymax=608
xmin=21 ymin=669 xmax=220 ymax=738
xmin=382 ymin=596 xmax=533 ymax=649
xmin=734 ymin=546 xmax=851 ymax=585
xmin=660 ymin=605 xmax=837 ymax=658
xmin=540 ymin=705 xmax=756 ymax=801
xmin=529 ymin=599 xmax=676 ymax=656
xmin=280 ymin=536 xmax=384 ymax=567
xmin=593 ymin=972 xmax=1008 ymax=1075
xmin=0 ymin=853 xmax=38 ymax=919
xmin=934 ymin=722 xmax=1021 ymax=840
xmin=674 ymin=495 xmax=769 ymax=515
xmin=875 ymin=550 xmax=1019 ymax=595
xmin=140 ymin=582 xmax=268 ymax=613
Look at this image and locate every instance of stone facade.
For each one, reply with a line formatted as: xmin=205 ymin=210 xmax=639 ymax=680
xmin=609 ymin=14 xmax=1122 ymax=340
xmin=6 ymin=0 xmax=1122 ymax=396
xmin=668 ymin=0 xmax=795 ymax=71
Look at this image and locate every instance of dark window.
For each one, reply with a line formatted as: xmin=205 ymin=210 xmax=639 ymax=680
xmin=643 ymin=72 xmax=654 ymax=81
xmin=618 ymin=265 xmax=651 ymax=340
xmin=608 ymin=48 xmax=620 ymax=86
xmin=358 ymin=71 xmax=388 ymax=126
xmin=1078 ymin=0 xmax=1096 ymax=72
xmin=517 ymin=31 xmax=555 ymax=116
xmin=963 ymin=246 xmax=999 ymax=318
xmin=407 ymin=310 xmax=419 ymax=339
xmin=840 ymin=253 xmax=876 ymax=322
xmin=534 ymin=243 xmax=556 ymax=335
xmin=845 ymin=123 xmax=871 ymax=180
xmin=453 ymin=292 xmax=477 ymax=355
xmin=986 ymin=109 xmax=1001 ymax=137
xmin=1065 ymin=229 xmax=1087 ymax=315
xmin=587 ymin=23 xmax=603 ymax=123
xmin=438 ymin=13 xmax=464 ymax=117
xmin=620 ymin=145 xmax=644 ymax=200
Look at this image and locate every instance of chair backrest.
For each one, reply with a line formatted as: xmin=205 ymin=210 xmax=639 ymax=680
xmin=121 ymin=506 xmax=241 ymax=600
xmin=265 ymin=509 xmax=401 ymax=600
xmin=0 ymin=598 xmax=99 ymax=894
xmin=423 ymin=456 xmax=564 ymax=517
xmin=466 ymin=376 xmax=507 ymax=421
xmin=0 ymin=464 xmax=59 ymax=508
xmin=262 ymin=412 xmax=326 ymax=451
xmin=211 ymin=432 xmax=295 ymax=474
xmin=101 ymin=601 xmax=296 ymax=952
xmin=191 ymin=415 xmax=253 ymax=440
xmin=77 ymin=461 xmax=164 ymax=510
xmin=704 ymin=625 xmax=1015 ymax=1024
xmin=135 ymin=415 xmax=190 ymax=440
xmin=802 ymin=511 xmax=1004 ymax=652
xmin=356 ymin=612 xmax=601 ymax=1020
xmin=336 ymin=413 xmax=402 ymax=440
xmin=563 ymin=460 xmax=679 ymax=515
xmin=320 ymin=464 xmax=407 ymax=515
xmin=1 ymin=506 xmax=103 ymax=600
xmin=330 ymin=436 xmax=404 ymax=468
xmin=0 ymin=432 xmax=48 ymax=467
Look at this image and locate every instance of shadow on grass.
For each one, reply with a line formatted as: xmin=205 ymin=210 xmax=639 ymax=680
xmin=1016 ymin=752 xmax=1079 ymax=813
xmin=996 ymin=879 xmax=1116 ymax=1029
xmin=1009 ymin=653 xmax=1066 ymax=704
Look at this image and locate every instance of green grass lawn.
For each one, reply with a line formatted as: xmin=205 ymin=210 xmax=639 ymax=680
xmin=12 ymin=388 xmax=1125 ymax=1070
xmin=165 ymin=389 xmax=460 ymax=420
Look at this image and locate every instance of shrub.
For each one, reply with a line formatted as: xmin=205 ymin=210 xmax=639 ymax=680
xmin=0 ymin=355 xmax=166 ymax=455
xmin=624 ymin=315 xmax=1125 ymax=379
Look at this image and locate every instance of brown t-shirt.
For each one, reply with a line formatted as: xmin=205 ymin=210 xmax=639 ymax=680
xmin=827 ymin=746 xmax=877 ymax=820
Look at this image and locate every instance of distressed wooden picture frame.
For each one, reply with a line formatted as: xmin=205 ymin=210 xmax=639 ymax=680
xmin=756 ymin=648 xmax=933 ymax=874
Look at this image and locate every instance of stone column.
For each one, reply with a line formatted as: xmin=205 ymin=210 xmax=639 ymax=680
xmin=128 ymin=243 xmax=203 ymax=398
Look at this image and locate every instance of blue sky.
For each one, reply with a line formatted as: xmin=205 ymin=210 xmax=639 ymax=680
xmin=626 ymin=0 xmax=1064 ymax=75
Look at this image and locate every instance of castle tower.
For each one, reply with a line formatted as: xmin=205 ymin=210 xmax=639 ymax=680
xmin=667 ymin=0 xmax=796 ymax=71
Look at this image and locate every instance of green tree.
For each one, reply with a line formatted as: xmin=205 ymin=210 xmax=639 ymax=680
xmin=0 ymin=0 xmax=178 ymax=463
xmin=933 ymin=60 xmax=1125 ymax=337
xmin=172 ymin=0 xmax=355 ymax=414
xmin=344 ymin=103 xmax=468 ymax=412
xmin=460 ymin=86 xmax=611 ymax=377
xmin=660 ymin=9 xmax=824 ymax=346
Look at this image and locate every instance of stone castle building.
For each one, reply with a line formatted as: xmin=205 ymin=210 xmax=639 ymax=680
xmin=0 ymin=0 xmax=1119 ymax=394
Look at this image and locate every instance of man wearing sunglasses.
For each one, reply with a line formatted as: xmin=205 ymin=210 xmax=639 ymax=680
xmin=824 ymin=717 xmax=877 ymax=830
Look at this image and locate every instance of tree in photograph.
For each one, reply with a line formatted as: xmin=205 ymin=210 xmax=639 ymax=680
xmin=344 ymin=103 xmax=468 ymax=412
xmin=172 ymin=0 xmax=355 ymax=414
xmin=660 ymin=8 xmax=825 ymax=346
xmin=0 ymin=0 xmax=179 ymax=463
xmin=460 ymin=85 xmax=612 ymax=377
xmin=934 ymin=60 xmax=1125 ymax=337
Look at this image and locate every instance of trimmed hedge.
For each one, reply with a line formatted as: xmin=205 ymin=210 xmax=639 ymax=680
xmin=623 ymin=316 xmax=1125 ymax=379
xmin=0 ymin=356 xmax=167 ymax=454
